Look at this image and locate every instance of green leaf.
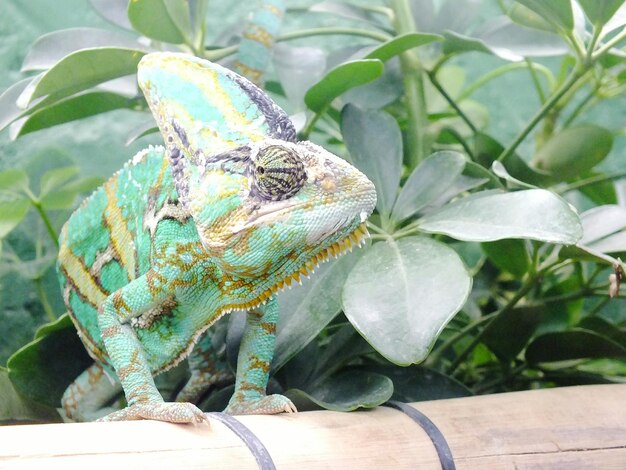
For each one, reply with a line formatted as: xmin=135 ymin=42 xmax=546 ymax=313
xmin=491 ymin=161 xmax=536 ymax=189
xmin=273 ymin=249 xmax=363 ymax=371
xmin=341 ymin=104 xmax=402 ymax=214
xmin=18 ymin=47 xmax=146 ymax=108
xmin=392 ymin=151 xmax=466 ymax=223
xmin=442 ymin=31 xmax=493 ymax=56
xmin=0 ymin=78 xmax=32 ymax=132
xmin=482 ymin=239 xmax=530 ymax=277
xmin=367 ymin=365 xmax=472 ymax=402
xmin=342 ymin=237 xmax=472 ymax=365
xmin=0 ymin=169 xmax=29 ymax=193
xmin=41 ymin=176 xmax=103 ymax=210
xmin=578 ymin=317 xmax=626 ymax=347
xmin=474 ymin=132 xmax=551 ymax=186
xmin=532 ymin=125 xmax=613 ymax=181
xmin=419 ymin=189 xmax=583 ymax=244
xmin=508 ymin=3 xmax=560 ymax=32
xmin=13 ymin=92 xmax=137 ymax=138
xmin=578 ymin=0 xmax=624 ymax=26
xmin=0 ymin=199 xmax=30 ymax=238
xmin=479 ymin=16 xmax=568 ymax=61
xmin=588 ymin=231 xmax=626 ymax=254
xmin=128 ymin=0 xmax=186 ymax=44
xmin=526 ymin=330 xmax=626 ymax=364
xmin=580 ymin=205 xmax=626 ymax=245
xmin=310 ymin=1 xmax=377 ymax=24
xmin=515 ymin=0 xmax=574 ymax=32
xmin=285 ymin=370 xmax=393 ymax=412
xmin=304 ymin=59 xmax=383 ymax=113
xmin=22 ymin=28 xmax=147 ymax=71
xmin=39 ymin=166 xmax=79 ymax=198
xmin=483 ymin=305 xmax=545 ymax=359
xmin=90 ymin=0 xmax=133 ymax=30
xmin=365 ymin=33 xmax=442 ymax=62
xmin=0 ymin=369 xmax=60 ymax=424
xmin=126 ymin=121 xmax=160 ymax=146
xmin=7 ymin=318 xmax=92 ymax=407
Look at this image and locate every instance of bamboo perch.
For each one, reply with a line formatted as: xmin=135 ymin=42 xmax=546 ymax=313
xmin=1 ymin=384 xmax=625 ymax=469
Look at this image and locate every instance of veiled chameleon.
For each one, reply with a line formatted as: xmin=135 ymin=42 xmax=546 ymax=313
xmin=57 ymin=52 xmax=376 ymax=423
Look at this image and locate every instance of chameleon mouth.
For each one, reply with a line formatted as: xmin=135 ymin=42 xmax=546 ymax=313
xmin=238 ymin=222 xmax=370 ymax=309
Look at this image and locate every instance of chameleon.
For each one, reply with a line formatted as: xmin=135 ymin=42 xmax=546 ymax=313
xmin=57 ymin=51 xmax=377 ymax=423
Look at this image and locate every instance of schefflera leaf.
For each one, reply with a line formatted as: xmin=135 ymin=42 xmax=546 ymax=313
xmin=342 ymin=237 xmax=471 ymax=365
xmin=391 ymin=150 xmax=466 ymax=223
xmin=419 ymin=189 xmax=582 ymax=244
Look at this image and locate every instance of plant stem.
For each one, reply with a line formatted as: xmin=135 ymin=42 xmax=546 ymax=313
xmin=425 ymin=312 xmax=497 ymax=367
xmin=427 ymin=70 xmax=477 ymax=133
xmin=32 ymin=201 xmax=58 ymax=247
xmin=557 ymin=169 xmax=626 ymax=194
xmin=447 ymin=273 xmax=540 ymax=374
xmin=525 ymin=58 xmax=546 ymax=103
xmin=457 ymin=62 xmax=555 ymax=102
xmin=35 ymin=277 xmax=57 ymax=322
xmin=593 ymin=27 xmax=626 ymax=59
xmin=497 ymin=67 xmax=585 ymax=162
xmin=391 ymin=0 xmax=428 ymax=167
xmin=561 ymin=90 xmax=597 ymax=128
xmin=279 ymin=27 xmax=391 ymax=43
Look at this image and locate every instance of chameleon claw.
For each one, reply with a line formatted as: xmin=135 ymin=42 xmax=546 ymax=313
xmin=98 ymin=401 xmax=210 ymax=425
xmin=224 ymin=394 xmax=298 ymax=415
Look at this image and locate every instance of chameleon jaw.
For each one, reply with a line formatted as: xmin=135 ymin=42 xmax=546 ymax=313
xmin=258 ymin=222 xmax=370 ymax=300
xmin=223 ymin=222 xmax=370 ymax=312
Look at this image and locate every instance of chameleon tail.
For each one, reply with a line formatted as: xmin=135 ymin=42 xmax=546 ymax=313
xmin=233 ymin=0 xmax=286 ymax=87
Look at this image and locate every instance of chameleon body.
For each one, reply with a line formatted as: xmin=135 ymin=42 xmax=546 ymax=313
xmin=57 ymin=52 xmax=376 ymax=423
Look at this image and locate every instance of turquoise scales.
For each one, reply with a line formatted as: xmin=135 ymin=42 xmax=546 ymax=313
xmin=233 ymin=0 xmax=286 ymax=86
xmin=57 ymin=52 xmax=377 ymax=423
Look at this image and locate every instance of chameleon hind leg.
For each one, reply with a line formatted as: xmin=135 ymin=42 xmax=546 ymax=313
xmin=224 ymin=296 xmax=296 ymax=415
xmin=175 ymin=329 xmax=234 ymax=403
xmin=97 ymin=270 xmax=207 ymax=423
xmin=61 ymin=363 xmax=122 ymax=422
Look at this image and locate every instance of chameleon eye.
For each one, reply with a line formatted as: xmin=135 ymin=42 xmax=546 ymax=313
xmin=251 ymin=145 xmax=306 ymax=201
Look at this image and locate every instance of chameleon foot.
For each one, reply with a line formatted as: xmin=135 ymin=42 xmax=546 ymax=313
xmin=98 ymin=401 xmax=209 ymax=424
xmin=225 ymin=394 xmax=297 ymax=415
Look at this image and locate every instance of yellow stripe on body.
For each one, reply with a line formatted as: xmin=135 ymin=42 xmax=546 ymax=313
xmin=59 ymin=244 xmax=108 ymax=308
xmin=104 ymin=179 xmax=137 ymax=282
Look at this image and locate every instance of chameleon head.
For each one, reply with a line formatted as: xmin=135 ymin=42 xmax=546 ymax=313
xmin=189 ymin=138 xmax=376 ymax=286
xmin=136 ymin=51 xmax=376 ymax=295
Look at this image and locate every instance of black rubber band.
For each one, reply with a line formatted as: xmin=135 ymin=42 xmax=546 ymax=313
xmin=384 ymin=401 xmax=456 ymax=470
xmin=207 ymin=412 xmax=276 ymax=470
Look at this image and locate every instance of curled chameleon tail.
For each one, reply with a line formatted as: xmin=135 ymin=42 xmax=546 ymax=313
xmin=233 ymin=0 xmax=286 ymax=86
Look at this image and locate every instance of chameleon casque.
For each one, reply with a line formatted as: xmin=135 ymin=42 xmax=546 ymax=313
xmin=56 ymin=51 xmax=377 ymax=423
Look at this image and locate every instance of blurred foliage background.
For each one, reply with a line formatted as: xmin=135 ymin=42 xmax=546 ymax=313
xmin=1 ymin=0 xmax=626 ymax=422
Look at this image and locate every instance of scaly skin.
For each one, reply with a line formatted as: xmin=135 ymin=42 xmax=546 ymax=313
xmin=57 ymin=52 xmax=376 ymax=423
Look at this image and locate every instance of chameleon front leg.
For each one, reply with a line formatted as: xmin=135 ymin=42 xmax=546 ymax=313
xmin=225 ymin=296 xmax=296 ymax=415
xmin=97 ymin=270 xmax=207 ymax=423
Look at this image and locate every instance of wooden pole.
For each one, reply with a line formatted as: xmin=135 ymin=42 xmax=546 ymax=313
xmin=1 ymin=384 xmax=625 ymax=469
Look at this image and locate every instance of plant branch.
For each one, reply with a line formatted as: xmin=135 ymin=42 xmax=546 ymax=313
xmin=32 ymin=201 xmax=58 ymax=247
xmin=525 ymin=58 xmax=546 ymax=103
xmin=35 ymin=277 xmax=57 ymax=322
xmin=557 ymin=169 xmax=626 ymax=194
xmin=391 ymin=0 xmax=428 ymax=167
xmin=497 ymin=67 xmax=585 ymax=162
xmin=427 ymin=70 xmax=477 ymax=133
xmin=447 ymin=273 xmax=540 ymax=374
xmin=279 ymin=27 xmax=391 ymax=43
xmin=457 ymin=62 xmax=555 ymax=103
